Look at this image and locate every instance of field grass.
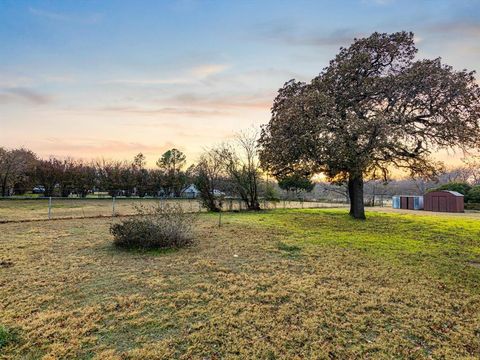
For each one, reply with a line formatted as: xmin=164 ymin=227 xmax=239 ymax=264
xmin=1 ymin=209 xmax=480 ymax=359
xmin=0 ymin=198 xmax=344 ymax=222
xmin=0 ymin=198 xmax=203 ymax=222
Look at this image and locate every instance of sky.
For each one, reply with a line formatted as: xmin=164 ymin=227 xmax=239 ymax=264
xmin=1 ymin=0 xmax=479 ymax=167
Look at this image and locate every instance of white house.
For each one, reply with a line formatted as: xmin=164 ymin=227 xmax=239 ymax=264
xmin=182 ymin=184 xmax=225 ymax=199
xmin=182 ymin=184 xmax=200 ymax=198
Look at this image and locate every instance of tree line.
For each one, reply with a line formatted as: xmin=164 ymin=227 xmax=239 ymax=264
xmin=0 ymin=130 xmax=277 ymax=211
xmin=0 ymin=147 xmax=191 ymax=198
xmin=2 ymin=138 xmax=479 ymax=211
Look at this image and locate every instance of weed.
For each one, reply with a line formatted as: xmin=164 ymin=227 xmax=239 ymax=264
xmin=0 ymin=325 xmax=17 ymax=349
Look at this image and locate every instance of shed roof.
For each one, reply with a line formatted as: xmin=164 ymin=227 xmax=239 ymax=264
xmin=444 ymin=190 xmax=464 ymax=197
xmin=427 ymin=190 xmax=464 ymax=197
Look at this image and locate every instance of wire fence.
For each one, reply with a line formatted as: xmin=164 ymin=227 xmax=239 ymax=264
xmin=0 ymin=197 xmax=350 ymax=223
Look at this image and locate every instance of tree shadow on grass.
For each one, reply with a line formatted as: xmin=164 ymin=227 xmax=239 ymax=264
xmin=109 ymin=245 xmax=180 ymax=257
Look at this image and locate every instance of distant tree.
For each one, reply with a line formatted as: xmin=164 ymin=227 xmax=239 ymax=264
xmin=259 ymin=31 xmax=480 ymax=219
xmin=56 ymin=158 xmax=77 ymax=197
xmin=96 ymin=160 xmax=129 ymax=197
xmin=132 ymin=153 xmax=149 ymax=197
xmin=133 ymin=153 xmax=146 ymax=169
xmin=120 ymin=163 xmax=136 ymax=197
xmin=34 ymin=157 xmax=93 ymax=197
xmin=317 ymin=182 xmax=349 ymax=202
xmin=34 ymin=158 xmax=64 ymax=197
xmin=156 ymin=149 xmax=186 ymax=173
xmin=72 ymin=161 xmax=97 ymax=197
xmin=193 ymin=148 xmax=225 ymax=212
xmin=461 ymin=156 xmax=480 ymax=185
xmin=277 ymin=174 xmax=314 ymax=199
xmin=0 ymin=147 xmax=37 ymax=196
xmin=156 ymin=149 xmax=188 ymax=197
xmin=146 ymin=169 xmax=164 ymax=196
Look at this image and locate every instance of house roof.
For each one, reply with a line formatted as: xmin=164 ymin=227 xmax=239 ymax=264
xmin=184 ymin=184 xmax=199 ymax=193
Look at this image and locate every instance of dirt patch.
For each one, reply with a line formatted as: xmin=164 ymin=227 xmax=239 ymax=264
xmin=469 ymin=261 xmax=480 ymax=269
xmin=0 ymin=260 xmax=14 ymax=268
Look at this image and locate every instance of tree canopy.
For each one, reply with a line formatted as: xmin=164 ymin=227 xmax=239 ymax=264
xmin=156 ymin=149 xmax=186 ymax=174
xmin=156 ymin=149 xmax=188 ymax=197
xmin=277 ymin=174 xmax=315 ymax=197
xmin=0 ymin=147 xmax=37 ymax=197
xmin=259 ymin=31 xmax=480 ymax=219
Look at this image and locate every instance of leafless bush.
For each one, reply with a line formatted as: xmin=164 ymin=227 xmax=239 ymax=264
xmin=110 ymin=203 xmax=196 ymax=249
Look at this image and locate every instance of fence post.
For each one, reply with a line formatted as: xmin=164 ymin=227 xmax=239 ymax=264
xmin=112 ymin=196 xmax=116 ymax=217
xmin=218 ymin=210 xmax=222 ymax=227
xmin=48 ymin=197 xmax=52 ymax=220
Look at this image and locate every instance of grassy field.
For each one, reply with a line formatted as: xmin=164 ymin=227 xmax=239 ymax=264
xmin=0 ymin=198 xmax=345 ymax=222
xmin=1 ymin=209 xmax=480 ymax=359
xmin=0 ymin=198 xmax=203 ymax=222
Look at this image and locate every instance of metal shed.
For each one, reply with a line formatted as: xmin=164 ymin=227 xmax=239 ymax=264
xmin=423 ymin=190 xmax=464 ymax=213
xmin=392 ymin=195 xmax=423 ymax=210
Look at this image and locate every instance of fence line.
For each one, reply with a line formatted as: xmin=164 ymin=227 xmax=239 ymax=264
xmin=0 ymin=197 xmax=351 ymax=223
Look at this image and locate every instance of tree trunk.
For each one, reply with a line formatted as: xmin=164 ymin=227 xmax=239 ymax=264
xmin=205 ymin=192 xmax=220 ymax=212
xmin=1 ymin=175 xmax=8 ymax=197
xmin=348 ymin=174 xmax=366 ymax=220
xmin=248 ymin=200 xmax=261 ymax=211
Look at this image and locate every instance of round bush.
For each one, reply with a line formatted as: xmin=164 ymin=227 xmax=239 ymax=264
xmin=110 ymin=203 xmax=195 ymax=249
xmin=467 ymin=185 xmax=480 ymax=204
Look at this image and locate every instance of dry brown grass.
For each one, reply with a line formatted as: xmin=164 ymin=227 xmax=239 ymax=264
xmin=0 ymin=198 xmax=345 ymax=222
xmin=1 ymin=209 xmax=479 ymax=359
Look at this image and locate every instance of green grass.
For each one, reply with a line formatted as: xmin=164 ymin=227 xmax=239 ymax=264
xmin=276 ymin=241 xmax=301 ymax=253
xmin=250 ymin=209 xmax=480 ymax=290
xmin=1 ymin=209 xmax=480 ymax=359
xmin=0 ymin=325 xmax=17 ymax=349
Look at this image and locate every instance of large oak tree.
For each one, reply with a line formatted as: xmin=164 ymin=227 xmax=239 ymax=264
xmin=258 ymin=31 xmax=480 ymax=219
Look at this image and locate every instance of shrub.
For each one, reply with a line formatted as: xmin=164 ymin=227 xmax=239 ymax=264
xmin=264 ymin=183 xmax=280 ymax=202
xmin=467 ymin=185 xmax=480 ymax=204
xmin=110 ymin=203 xmax=196 ymax=249
xmin=465 ymin=203 xmax=480 ymax=211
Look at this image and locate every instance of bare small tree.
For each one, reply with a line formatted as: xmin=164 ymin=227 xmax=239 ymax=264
xmin=317 ymin=182 xmax=350 ymax=203
xmin=220 ymin=129 xmax=262 ymax=210
xmin=193 ymin=148 xmax=226 ymax=212
xmin=461 ymin=156 xmax=480 ymax=185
